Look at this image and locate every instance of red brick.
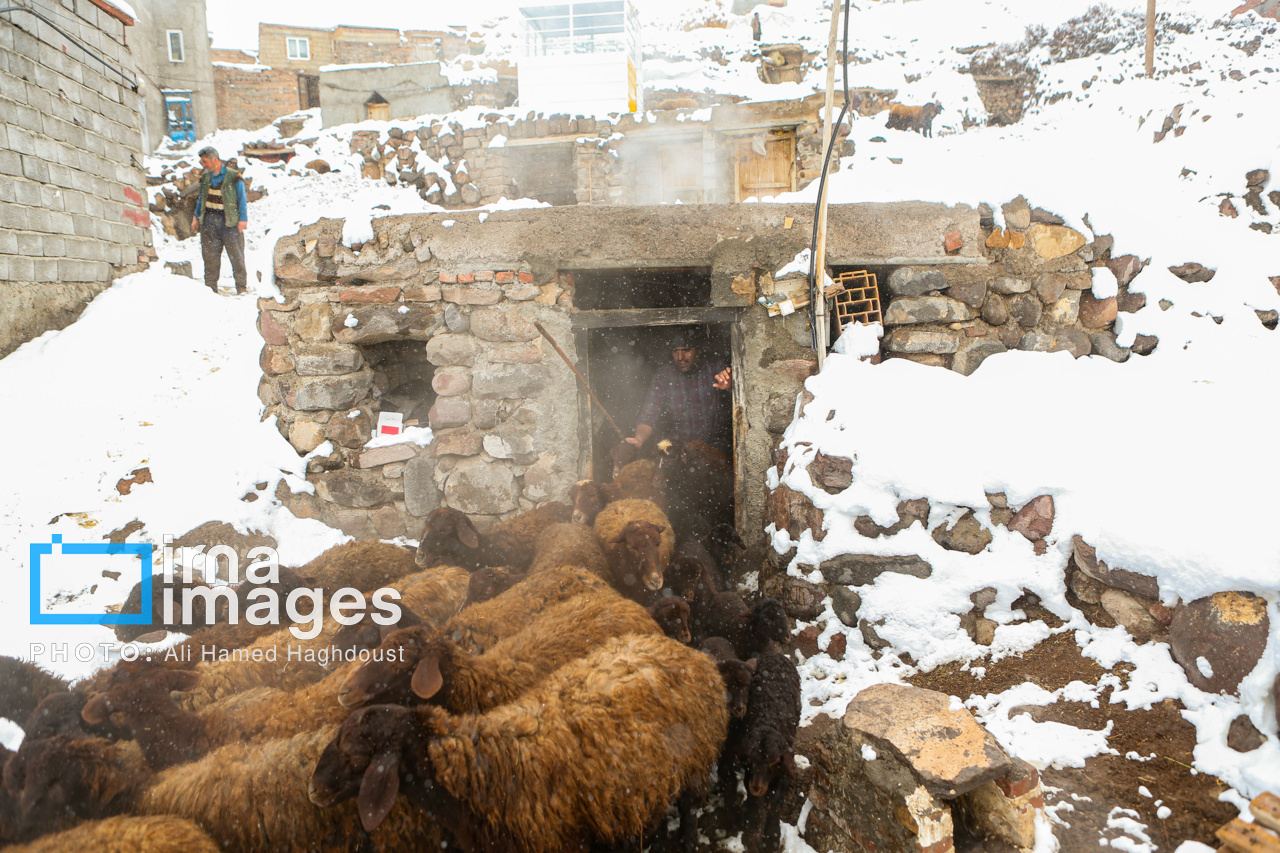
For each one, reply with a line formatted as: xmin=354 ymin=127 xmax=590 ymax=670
xmin=456 ymin=273 xmax=475 ymax=283
xmin=338 ymin=286 xmax=401 ymax=303
xmin=494 ymin=270 xmax=515 ymax=283
xmin=517 ymin=272 xmax=534 ymax=283
xmin=439 ymin=273 xmax=457 ymax=283
xmin=944 ymin=229 xmax=963 ymax=252
xmin=474 ymin=270 xmax=494 ymax=281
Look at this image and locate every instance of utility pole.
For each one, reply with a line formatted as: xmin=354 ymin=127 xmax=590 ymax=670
xmin=813 ymin=0 xmax=841 ymax=371
xmin=1145 ymin=0 xmax=1156 ymax=76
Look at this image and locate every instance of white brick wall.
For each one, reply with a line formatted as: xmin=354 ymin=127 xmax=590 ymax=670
xmin=0 ymin=0 xmax=151 ymax=357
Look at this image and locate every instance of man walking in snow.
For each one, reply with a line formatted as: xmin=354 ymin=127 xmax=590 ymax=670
xmin=191 ymin=146 xmax=248 ymax=294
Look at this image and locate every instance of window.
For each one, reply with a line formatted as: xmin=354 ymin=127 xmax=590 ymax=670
xmin=287 ymin=36 xmax=311 ymax=61
xmin=167 ymin=30 xmax=185 ymax=63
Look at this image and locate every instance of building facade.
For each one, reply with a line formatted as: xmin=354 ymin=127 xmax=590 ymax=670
xmin=129 ymin=0 xmax=217 ymax=150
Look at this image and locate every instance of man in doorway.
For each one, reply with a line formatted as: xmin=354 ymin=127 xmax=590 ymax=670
xmin=626 ymin=328 xmax=732 ymax=454
xmin=190 ymin=146 xmax=248 ymax=294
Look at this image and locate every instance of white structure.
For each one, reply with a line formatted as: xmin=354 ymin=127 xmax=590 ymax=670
xmin=517 ymin=1 xmax=642 ymax=115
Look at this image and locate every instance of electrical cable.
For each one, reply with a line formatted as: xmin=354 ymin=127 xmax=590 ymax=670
xmin=806 ymin=0 xmax=856 ymax=351
xmin=0 ymin=4 xmax=138 ymax=90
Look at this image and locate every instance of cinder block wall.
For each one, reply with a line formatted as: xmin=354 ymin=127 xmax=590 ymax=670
xmin=0 ymin=0 xmax=150 ymax=358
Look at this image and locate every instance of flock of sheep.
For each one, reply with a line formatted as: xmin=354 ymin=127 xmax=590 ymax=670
xmin=0 ymin=437 xmax=802 ymax=853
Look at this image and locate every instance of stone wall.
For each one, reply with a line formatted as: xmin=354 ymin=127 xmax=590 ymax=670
xmin=0 ymin=0 xmax=151 ymax=358
xmin=972 ymin=75 xmax=1032 ymax=126
xmin=318 ymin=62 xmax=452 ymax=128
xmin=213 ymin=64 xmax=302 ymax=131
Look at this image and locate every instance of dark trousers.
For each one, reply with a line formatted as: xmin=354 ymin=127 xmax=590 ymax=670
xmin=200 ymin=210 xmax=247 ymax=293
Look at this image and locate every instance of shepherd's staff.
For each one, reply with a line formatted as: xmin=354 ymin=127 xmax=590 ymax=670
xmin=533 ymin=321 xmax=625 ymax=439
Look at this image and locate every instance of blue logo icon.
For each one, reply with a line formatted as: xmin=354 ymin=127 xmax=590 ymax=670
xmin=29 ymin=535 xmax=153 ymax=625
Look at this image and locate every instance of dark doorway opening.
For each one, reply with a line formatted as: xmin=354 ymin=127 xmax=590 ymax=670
xmin=363 ymin=339 xmax=435 ymax=424
xmin=574 ymin=267 xmax=712 ymax=311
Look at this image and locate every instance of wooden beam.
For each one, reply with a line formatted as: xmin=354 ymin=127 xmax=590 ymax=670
xmin=1217 ymin=819 xmax=1280 ymax=853
xmin=1253 ymin=793 xmax=1280 ymax=835
xmin=571 ymin=307 xmax=745 ymax=329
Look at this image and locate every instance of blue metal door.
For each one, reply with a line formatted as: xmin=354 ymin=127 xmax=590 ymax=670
xmin=163 ymin=90 xmax=195 ymax=143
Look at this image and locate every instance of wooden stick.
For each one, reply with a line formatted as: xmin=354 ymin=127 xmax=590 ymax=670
xmin=533 ymin=321 xmax=626 ymax=439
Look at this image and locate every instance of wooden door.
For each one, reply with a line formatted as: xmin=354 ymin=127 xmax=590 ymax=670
xmin=734 ymin=132 xmax=795 ymax=201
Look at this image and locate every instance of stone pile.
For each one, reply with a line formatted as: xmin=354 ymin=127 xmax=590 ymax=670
xmin=146 ymin=158 xmax=264 ymax=241
xmin=880 ymin=195 xmax=1144 ymax=374
xmin=806 ymin=683 xmax=1044 ymax=853
xmin=1215 ymin=168 xmax=1278 ymax=235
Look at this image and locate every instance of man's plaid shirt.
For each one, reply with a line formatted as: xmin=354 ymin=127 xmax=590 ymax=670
xmin=636 ymin=356 xmax=730 ymax=451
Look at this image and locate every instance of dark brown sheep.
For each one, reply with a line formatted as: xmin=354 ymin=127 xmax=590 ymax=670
xmin=330 ymin=564 xmax=470 ymax=656
xmin=0 ymin=658 xmax=72 ymax=726
xmin=339 ymin=586 xmax=662 ymax=712
xmin=694 ymin=593 xmax=790 ymax=659
xmin=112 ymin=573 xmax=215 ymax=642
xmin=460 ymin=565 xmax=529 ymax=607
xmin=885 ymin=101 xmax=943 ymax=137
xmin=569 ymin=462 xmax=660 ymax=525
xmin=415 ymin=502 xmax=570 ymax=569
xmin=310 ymin=633 xmax=729 ymax=853
xmin=653 ymin=439 xmax=734 ymax=541
xmin=7 ymin=736 xmax=148 ymax=839
xmin=700 ymin=636 xmax=757 ymax=719
xmin=649 ymin=595 xmax=693 ymax=644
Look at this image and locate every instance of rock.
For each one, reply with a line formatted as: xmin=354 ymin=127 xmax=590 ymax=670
xmin=996 ymin=322 xmax=1024 ymax=349
xmin=809 ymin=453 xmax=853 ymax=493
xmin=952 ymin=337 xmax=1006 ymax=376
xmin=1169 ymin=592 xmax=1270 ymax=696
xmin=339 ymin=286 xmax=401 ymax=304
xmin=352 ymin=444 xmax=418 ymax=469
xmin=766 ymin=484 xmax=826 ymax=542
xmin=334 ymin=304 xmax=444 ymax=344
xmin=1018 ymin=327 xmax=1091 ymax=358
xmin=958 ymin=760 xmax=1042 ymax=849
xmin=855 ymin=498 xmax=931 ymax=538
xmin=294 ymin=302 xmax=333 ymax=342
xmin=860 ymin=619 xmax=889 ymax=650
xmin=431 ymin=367 xmax=471 ymax=397
xmin=974 ymin=618 xmax=997 ymax=646
xmin=1131 ymin=334 xmax=1159 ymax=355
xmin=257 ymin=310 xmax=288 ymax=345
xmin=402 ymin=454 xmax=440 ymax=517
xmin=827 ymin=633 xmax=847 ymax=660
xmin=484 ymin=342 xmax=544 ymax=364
xmin=981 ymin=293 xmax=1009 ymax=326
xmin=1101 ymin=589 xmax=1160 ymax=642
xmin=1008 ymin=495 xmax=1054 ymax=541
xmin=483 ymin=433 xmax=535 ymax=462
xmin=280 ymin=371 xmax=374 ymax=411
xmin=443 ymin=303 xmax=469 ymax=333
xmin=306 ymin=159 xmax=331 ymax=174
xmin=370 ymin=505 xmax=406 ymax=539
xmin=471 ymin=364 xmax=551 ymax=399
xmin=165 ymin=260 xmax=193 ymax=277
xmin=820 ymin=553 xmax=933 ymax=586
xmin=948 ymin=280 xmax=987 ymax=309
xmin=314 ymin=470 xmax=397 ymax=508
xmin=1006 ymin=293 xmax=1042 ymax=327
xmin=884 ymin=328 xmax=961 ymax=354
xmin=1068 ymin=567 xmax=1105 ymax=605
xmin=831 ymin=587 xmax=862 ymax=627
xmin=441 ymin=285 xmax=503 ymax=305
xmin=444 ymin=456 xmax=519 ymax=515
xmin=842 ymin=683 xmax=1012 ymax=798
xmin=1245 ymin=168 xmax=1269 ymax=188
xmin=288 ymin=418 xmax=326 ymax=454
xmin=884 ymin=296 xmax=974 ymax=325
xmin=1072 ymin=536 xmax=1160 ymax=599
xmin=1167 ymin=262 xmax=1215 ymax=283
xmin=1079 ymin=292 xmax=1118 ymax=328
xmin=325 ymin=408 xmax=372 ymax=448
xmin=932 ymin=510 xmax=992 ymax=554
xmin=886 ymin=267 xmax=948 ymax=297
xmin=765 ymin=393 xmax=797 ymax=433
xmin=1028 ymin=224 xmax=1086 ymax=259
xmin=428 ymin=398 xmax=471 ymax=429
xmin=888 ymin=353 xmax=949 ymax=368
xmin=469 ymin=306 xmax=540 ymax=342
xmin=1043 ymin=291 xmax=1081 ymax=325
xmin=990 ymin=277 xmax=1031 ymax=295
xmin=1227 ymin=715 xmax=1265 ymax=752
xmin=1034 ymin=273 xmax=1068 ymax=305
xmin=425 ymin=333 xmax=479 ymax=367
xmin=775 ymin=574 xmax=829 ymax=620
xmin=1079 ymin=235 xmax=1114 ymax=263
xmin=1220 ymin=198 xmax=1239 ymax=218
xmin=1002 ymin=196 xmax=1032 ymax=230
xmin=294 ymin=343 xmax=363 ymax=376
xmin=795 ymin=625 xmax=822 ymax=658
xmin=260 ymin=345 xmax=294 ymax=375
xmin=1116 ymin=289 xmax=1146 ymax=313
xmin=1106 ymin=254 xmax=1148 ymax=287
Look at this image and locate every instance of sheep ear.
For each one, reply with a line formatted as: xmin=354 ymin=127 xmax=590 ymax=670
xmin=457 ymin=518 xmax=480 ymax=550
xmin=410 ymin=651 xmax=444 ymax=700
xmin=81 ymin=693 xmax=112 ymax=725
xmin=358 ymin=750 xmax=401 ymax=833
xmin=745 ymin=658 xmax=758 ymax=673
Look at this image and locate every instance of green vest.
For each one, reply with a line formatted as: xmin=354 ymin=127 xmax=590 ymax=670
xmin=198 ymin=166 xmax=243 ymax=227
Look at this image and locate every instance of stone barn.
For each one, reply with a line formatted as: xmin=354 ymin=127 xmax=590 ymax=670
xmin=265 ymin=199 xmax=1128 ymax=559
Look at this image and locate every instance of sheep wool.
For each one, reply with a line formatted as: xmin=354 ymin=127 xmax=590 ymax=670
xmin=593 ymin=499 xmax=675 ymax=570
xmin=422 ymin=632 xmax=729 ymax=853
xmin=5 ymin=816 xmax=220 ymax=853
xmin=528 ymin=522 xmax=610 ymax=577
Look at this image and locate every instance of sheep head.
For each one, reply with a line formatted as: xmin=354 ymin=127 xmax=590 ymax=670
xmin=610 ymin=520 xmax=667 ymax=592
xmin=333 ymin=604 xmax=425 ymax=657
xmin=745 ymin=726 xmax=796 ymax=797
xmin=649 ymin=596 xmax=691 ymax=644
xmin=463 ymin=566 xmax=526 ymax=607
xmin=79 ymin=661 xmax=200 ymax=725
xmin=716 ymin=658 xmax=756 ymax=719
xmin=751 ymin=598 xmax=790 ymax=646
xmin=664 ymin=555 xmax=705 ymax=604
xmin=415 ymin=508 xmax=480 ymax=567
xmin=338 ymin=626 xmax=439 ymax=708
xmin=310 ymin=705 xmax=429 ymax=833
xmin=569 ymin=480 xmax=605 ymax=526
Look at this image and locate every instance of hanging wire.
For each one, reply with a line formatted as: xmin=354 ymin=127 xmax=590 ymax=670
xmin=806 ymin=0 xmax=856 ymax=350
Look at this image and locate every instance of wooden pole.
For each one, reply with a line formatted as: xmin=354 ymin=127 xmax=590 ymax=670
xmin=1145 ymin=0 xmax=1156 ymax=76
xmin=533 ymin=321 xmax=626 ymax=438
xmin=813 ymin=0 xmax=841 ymax=371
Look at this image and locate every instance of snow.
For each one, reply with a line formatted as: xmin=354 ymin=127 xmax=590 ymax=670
xmin=3 ymin=0 xmax=1279 ymax=845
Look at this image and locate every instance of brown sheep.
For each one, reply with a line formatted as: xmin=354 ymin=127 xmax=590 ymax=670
xmin=0 ymin=658 xmax=71 ymax=729
xmin=329 ymin=564 xmax=470 ymax=656
xmin=460 ymin=565 xmax=529 ymax=607
xmin=310 ymin=633 xmax=729 ymax=852
xmin=700 ymin=636 xmax=757 ymax=719
xmin=6 ymin=736 xmax=148 ymax=838
xmin=885 ymin=101 xmax=943 ymax=137
xmin=569 ymin=460 xmax=660 ymax=525
xmin=338 ymin=586 xmax=662 ymax=712
xmin=653 ymin=439 xmax=734 ymax=542
xmin=527 ymin=521 xmax=610 ymax=577
xmin=593 ymin=499 xmax=675 ymax=601
xmin=415 ymin=502 xmax=570 ymax=569
xmin=4 ymin=815 xmax=220 ymax=853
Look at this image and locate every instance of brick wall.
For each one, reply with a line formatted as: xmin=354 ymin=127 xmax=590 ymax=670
xmin=213 ymin=63 xmax=301 ymax=130
xmin=257 ymin=23 xmax=333 ymax=72
xmin=0 ymin=0 xmax=150 ymax=358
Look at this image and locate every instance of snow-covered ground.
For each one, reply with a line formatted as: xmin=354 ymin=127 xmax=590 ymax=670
xmin=2 ymin=0 xmax=1277 ymax=849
